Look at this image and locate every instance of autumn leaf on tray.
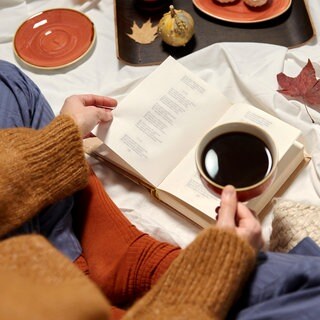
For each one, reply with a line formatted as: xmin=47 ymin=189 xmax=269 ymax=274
xmin=127 ymin=19 xmax=158 ymax=44
xmin=277 ymin=59 xmax=320 ymax=123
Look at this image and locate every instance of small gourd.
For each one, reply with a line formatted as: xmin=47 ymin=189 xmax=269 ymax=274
xmin=158 ymin=5 xmax=194 ymax=47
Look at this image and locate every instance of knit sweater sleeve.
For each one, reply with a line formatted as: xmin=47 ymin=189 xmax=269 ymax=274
xmin=0 ymin=115 xmax=89 ymax=237
xmin=123 ymin=227 xmax=257 ymax=320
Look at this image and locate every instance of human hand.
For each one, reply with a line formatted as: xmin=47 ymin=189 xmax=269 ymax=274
xmin=60 ymin=94 xmax=117 ymax=137
xmin=216 ymin=185 xmax=264 ymax=252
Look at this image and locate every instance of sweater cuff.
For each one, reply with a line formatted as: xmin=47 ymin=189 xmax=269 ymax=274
xmin=0 ymin=115 xmax=88 ymax=236
xmin=124 ymin=228 xmax=256 ymax=320
xmin=26 ymin=115 xmax=89 ymax=198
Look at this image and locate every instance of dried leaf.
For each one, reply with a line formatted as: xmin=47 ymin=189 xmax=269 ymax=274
xmin=277 ymin=60 xmax=320 ymax=108
xmin=127 ymin=19 xmax=158 ymax=44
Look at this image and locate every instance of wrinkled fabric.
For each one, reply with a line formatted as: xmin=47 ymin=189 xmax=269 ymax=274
xmin=229 ymin=237 xmax=320 ymax=320
xmin=0 ymin=60 xmax=82 ymax=261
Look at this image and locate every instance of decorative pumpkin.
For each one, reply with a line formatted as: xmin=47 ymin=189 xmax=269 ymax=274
xmin=158 ymin=5 xmax=194 ymax=47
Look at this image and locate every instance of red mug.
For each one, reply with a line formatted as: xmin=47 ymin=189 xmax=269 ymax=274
xmin=195 ymin=122 xmax=278 ymax=202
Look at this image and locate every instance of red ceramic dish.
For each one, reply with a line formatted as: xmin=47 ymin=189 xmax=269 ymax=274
xmin=192 ymin=0 xmax=292 ymax=23
xmin=14 ymin=8 xmax=95 ymax=69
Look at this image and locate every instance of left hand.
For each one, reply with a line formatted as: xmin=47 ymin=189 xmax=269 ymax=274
xmin=60 ymin=94 xmax=117 ymax=137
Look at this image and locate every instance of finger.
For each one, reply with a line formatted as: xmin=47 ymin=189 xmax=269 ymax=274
xmin=96 ymin=108 xmax=113 ymax=123
xmin=80 ymin=94 xmax=118 ymax=108
xmin=86 ymin=106 xmax=113 ymax=123
xmin=216 ymin=185 xmax=237 ymax=228
xmin=236 ymin=203 xmax=263 ymax=249
xmin=235 ymin=203 xmax=261 ymax=231
xmin=236 ymin=202 xmax=257 ymax=220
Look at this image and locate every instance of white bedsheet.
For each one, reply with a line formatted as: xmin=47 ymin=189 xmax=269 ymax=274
xmin=1 ymin=0 xmax=320 ymax=248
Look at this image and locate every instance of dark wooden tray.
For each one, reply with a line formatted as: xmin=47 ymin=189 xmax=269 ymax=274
xmin=114 ymin=0 xmax=315 ymax=66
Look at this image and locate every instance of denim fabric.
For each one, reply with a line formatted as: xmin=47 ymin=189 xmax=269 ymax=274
xmin=228 ymin=237 xmax=320 ymax=320
xmin=0 ymin=60 xmax=81 ymax=261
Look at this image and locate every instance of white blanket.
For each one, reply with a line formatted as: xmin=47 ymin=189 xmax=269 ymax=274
xmin=1 ymin=0 xmax=320 ymax=248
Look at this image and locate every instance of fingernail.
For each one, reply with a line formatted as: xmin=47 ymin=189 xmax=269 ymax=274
xmin=222 ymin=185 xmax=235 ymax=200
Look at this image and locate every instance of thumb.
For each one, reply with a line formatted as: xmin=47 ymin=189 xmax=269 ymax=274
xmin=95 ymin=107 xmax=113 ymax=123
xmin=216 ymin=185 xmax=237 ymax=228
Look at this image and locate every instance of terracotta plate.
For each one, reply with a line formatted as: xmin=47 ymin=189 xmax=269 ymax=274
xmin=14 ymin=8 xmax=95 ymax=69
xmin=192 ymin=0 xmax=292 ymax=23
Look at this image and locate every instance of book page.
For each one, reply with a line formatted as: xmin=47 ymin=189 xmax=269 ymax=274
xmin=158 ymin=103 xmax=302 ymax=217
xmin=158 ymin=145 xmax=219 ymax=218
xmin=156 ymin=140 xmax=305 ymax=227
xmin=215 ymin=103 xmax=302 ymax=157
xmin=95 ymin=57 xmax=231 ymax=187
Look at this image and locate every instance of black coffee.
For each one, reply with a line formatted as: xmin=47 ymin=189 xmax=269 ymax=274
xmin=201 ymin=131 xmax=272 ymax=188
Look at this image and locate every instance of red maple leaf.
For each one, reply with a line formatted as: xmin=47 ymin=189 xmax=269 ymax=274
xmin=277 ymin=59 xmax=320 ymax=115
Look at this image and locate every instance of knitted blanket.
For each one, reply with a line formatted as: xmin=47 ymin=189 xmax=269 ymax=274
xmin=269 ymin=200 xmax=320 ymax=253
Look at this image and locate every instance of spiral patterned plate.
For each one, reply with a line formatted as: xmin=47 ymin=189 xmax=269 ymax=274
xmin=14 ymin=8 xmax=95 ymax=69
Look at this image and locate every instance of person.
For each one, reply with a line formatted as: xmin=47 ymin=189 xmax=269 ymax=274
xmin=0 ymin=59 xmax=259 ymax=319
xmin=1 ymin=59 xmax=320 ymax=320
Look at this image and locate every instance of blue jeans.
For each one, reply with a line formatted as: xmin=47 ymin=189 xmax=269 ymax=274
xmin=228 ymin=237 xmax=320 ymax=320
xmin=0 ymin=60 xmax=81 ymax=261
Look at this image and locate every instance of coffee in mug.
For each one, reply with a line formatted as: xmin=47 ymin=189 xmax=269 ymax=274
xmin=195 ymin=122 xmax=278 ymax=201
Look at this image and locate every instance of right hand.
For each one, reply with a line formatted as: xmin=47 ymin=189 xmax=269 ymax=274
xmin=216 ymin=185 xmax=264 ymax=252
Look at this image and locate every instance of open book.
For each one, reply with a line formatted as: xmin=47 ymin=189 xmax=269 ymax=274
xmin=88 ymin=56 xmax=306 ymax=228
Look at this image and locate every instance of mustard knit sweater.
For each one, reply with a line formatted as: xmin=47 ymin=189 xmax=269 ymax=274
xmin=0 ymin=115 xmax=256 ymax=320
